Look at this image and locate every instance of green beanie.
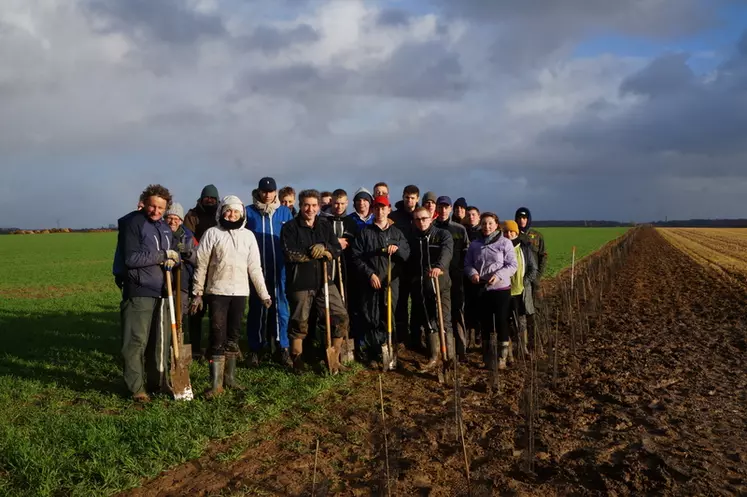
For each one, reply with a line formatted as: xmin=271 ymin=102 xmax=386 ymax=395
xmin=200 ymin=184 xmax=219 ymax=199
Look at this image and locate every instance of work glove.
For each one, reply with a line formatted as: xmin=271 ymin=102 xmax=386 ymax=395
xmin=310 ymin=244 xmax=326 ymax=259
xmin=263 ymin=298 xmax=272 ymax=309
xmin=164 ymin=259 xmax=177 ymax=270
xmin=322 ymin=250 xmax=333 ymax=261
xmin=189 ymin=295 xmax=203 ymax=315
xmin=164 ymin=249 xmax=181 ymax=264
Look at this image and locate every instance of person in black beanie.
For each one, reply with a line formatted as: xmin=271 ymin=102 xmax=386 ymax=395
xmin=452 ymin=197 xmax=468 ymax=224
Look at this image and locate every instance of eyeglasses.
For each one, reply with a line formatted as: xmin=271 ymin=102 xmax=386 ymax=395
xmin=414 ymin=217 xmax=430 ymax=222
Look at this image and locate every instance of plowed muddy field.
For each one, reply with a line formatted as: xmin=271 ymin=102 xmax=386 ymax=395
xmin=124 ymin=227 xmax=747 ymax=496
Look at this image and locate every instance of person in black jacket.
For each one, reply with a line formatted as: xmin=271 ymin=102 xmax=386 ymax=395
xmin=463 ymin=205 xmax=482 ymax=348
xmin=120 ymin=184 xmax=180 ymax=402
xmin=408 ymin=206 xmax=454 ymax=372
xmin=389 ymin=185 xmax=420 ymax=350
xmin=281 ymin=189 xmax=349 ymax=373
xmin=350 ymin=196 xmax=410 ymax=368
xmin=435 ymin=196 xmax=470 ymax=361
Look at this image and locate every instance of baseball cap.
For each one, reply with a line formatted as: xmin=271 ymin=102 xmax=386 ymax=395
xmin=437 ymin=195 xmax=452 ymax=206
xmin=258 ymin=177 xmax=277 ymax=192
xmin=373 ymin=195 xmax=390 ymax=207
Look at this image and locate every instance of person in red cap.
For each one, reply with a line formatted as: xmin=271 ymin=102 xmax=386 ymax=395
xmin=350 ymin=195 xmax=410 ymax=369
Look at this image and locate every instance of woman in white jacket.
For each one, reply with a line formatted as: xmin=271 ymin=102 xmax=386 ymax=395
xmin=191 ymin=195 xmax=271 ymax=398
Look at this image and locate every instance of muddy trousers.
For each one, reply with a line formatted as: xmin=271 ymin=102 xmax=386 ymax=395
xmin=205 ymin=295 xmax=246 ymax=356
xmin=120 ymin=297 xmax=171 ymax=396
xmin=288 ymin=285 xmax=349 ymax=341
xmin=479 ymin=289 xmax=512 ymax=343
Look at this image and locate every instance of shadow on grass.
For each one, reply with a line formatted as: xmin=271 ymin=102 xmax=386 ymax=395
xmin=0 ymin=305 xmax=125 ymax=395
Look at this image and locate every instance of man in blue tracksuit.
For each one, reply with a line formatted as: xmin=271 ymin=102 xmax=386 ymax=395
xmin=245 ymin=177 xmax=293 ymax=367
xmin=119 ymin=184 xmax=180 ymax=402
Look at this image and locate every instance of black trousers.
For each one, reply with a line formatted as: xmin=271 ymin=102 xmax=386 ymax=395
xmin=479 ymin=289 xmax=512 ymax=343
xmin=395 ymin=276 xmax=411 ymax=346
xmin=205 ymin=295 xmax=246 ymax=356
xmin=188 ymin=301 xmax=208 ymax=352
xmin=411 ymin=275 xmax=452 ymax=339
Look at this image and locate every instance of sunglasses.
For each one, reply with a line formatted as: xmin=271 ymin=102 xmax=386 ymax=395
xmin=414 ymin=217 xmax=430 ymax=222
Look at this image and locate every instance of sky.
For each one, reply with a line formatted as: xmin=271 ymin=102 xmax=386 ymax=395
xmin=2 ymin=0 xmax=747 ymax=228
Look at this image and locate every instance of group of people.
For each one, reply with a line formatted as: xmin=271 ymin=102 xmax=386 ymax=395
xmin=113 ymin=180 xmax=547 ymax=402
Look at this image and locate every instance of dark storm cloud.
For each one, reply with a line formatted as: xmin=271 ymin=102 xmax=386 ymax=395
xmin=85 ymin=0 xmax=226 ymax=44
xmin=232 ymin=40 xmax=467 ymax=101
xmin=376 ymin=8 xmax=411 ymax=27
xmin=236 ymin=23 xmax=320 ymax=54
xmin=540 ymin=33 xmax=747 ymax=173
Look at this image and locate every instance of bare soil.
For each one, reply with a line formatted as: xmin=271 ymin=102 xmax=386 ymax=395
xmin=123 ymin=228 xmax=747 ymax=496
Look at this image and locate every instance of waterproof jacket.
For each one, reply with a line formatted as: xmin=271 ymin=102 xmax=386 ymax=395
xmin=464 ymin=233 xmax=518 ymax=291
xmin=351 ymin=223 xmax=411 ymax=284
xmin=515 ymin=207 xmax=547 ymax=278
xmin=407 ymin=225 xmax=453 ymax=287
xmin=348 ymin=211 xmax=373 ymax=231
xmin=120 ymin=210 xmax=176 ymax=299
xmin=389 ymin=202 xmax=418 ymax=238
xmin=512 ymin=241 xmax=538 ymax=315
xmin=192 ymin=197 xmax=271 ymax=300
xmin=435 ymin=219 xmax=469 ymax=275
xmin=184 ymin=202 xmax=218 ymax=242
xmin=466 ymin=224 xmax=481 ymax=242
xmin=281 ymin=216 xmax=343 ymax=293
xmin=173 ymin=225 xmax=197 ymax=295
xmin=245 ymin=191 xmax=293 ymax=295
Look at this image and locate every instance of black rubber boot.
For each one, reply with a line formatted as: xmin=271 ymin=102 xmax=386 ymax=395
xmin=420 ymin=332 xmax=441 ymax=373
xmin=205 ymin=356 xmax=225 ymax=399
xmin=279 ymin=347 xmax=293 ymax=369
xmin=224 ymin=352 xmax=244 ymax=390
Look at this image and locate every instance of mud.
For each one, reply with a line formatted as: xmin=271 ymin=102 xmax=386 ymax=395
xmin=124 ymin=228 xmax=747 ymax=496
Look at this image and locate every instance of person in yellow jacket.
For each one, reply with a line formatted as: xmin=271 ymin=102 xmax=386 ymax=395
xmin=503 ymin=220 xmax=539 ymax=360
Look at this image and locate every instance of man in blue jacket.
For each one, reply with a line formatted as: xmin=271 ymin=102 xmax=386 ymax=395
xmin=245 ymin=177 xmax=294 ymax=367
xmin=120 ymin=184 xmax=180 ymax=402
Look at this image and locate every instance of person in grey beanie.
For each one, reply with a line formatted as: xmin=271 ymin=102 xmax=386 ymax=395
xmin=165 ymin=202 xmax=197 ymax=318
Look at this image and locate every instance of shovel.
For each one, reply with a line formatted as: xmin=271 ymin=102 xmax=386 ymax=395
xmin=433 ymin=275 xmax=448 ymax=384
xmin=323 ymin=261 xmax=341 ymax=375
xmin=382 ymin=253 xmax=396 ymax=372
xmin=166 ymin=268 xmax=194 ymax=401
xmin=337 ymin=258 xmax=355 ymax=364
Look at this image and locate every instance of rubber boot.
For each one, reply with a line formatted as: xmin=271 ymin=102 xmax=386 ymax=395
xmin=332 ymin=337 xmax=348 ymax=372
xmin=246 ymin=351 xmax=260 ymax=368
xmin=420 ymin=332 xmax=441 ymax=373
xmin=498 ymin=342 xmax=509 ymax=370
xmin=487 ymin=333 xmax=498 ymax=373
xmin=518 ymin=316 xmax=530 ymax=357
xmin=290 ymin=338 xmax=305 ymax=374
xmin=205 ymin=355 xmax=225 ymax=399
xmin=446 ymin=333 xmax=456 ymax=364
xmin=224 ymin=352 xmax=244 ymax=390
xmin=280 ymin=347 xmax=293 ymax=369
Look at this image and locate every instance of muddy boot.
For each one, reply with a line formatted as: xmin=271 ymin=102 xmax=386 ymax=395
xmin=224 ymin=352 xmax=244 ymax=390
xmin=506 ymin=338 xmax=515 ymax=366
xmin=446 ymin=332 xmax=456 ymax=365
xmin=246 ymin=351 xmax=260 ymax=368
xmin=498 ymin=342 xmax=509 ymax=370
xmin=420 ymin=332 xmax=441 ymax=373
xmin=205 ymin=356 xmax=225 ymax=399
xmin=518 ymin=316 xmax=530 ymax=357
xmin=291 ymin=338 xmax=305 ymax=374
xmin=132 ymin=392 xmax=151 ymax=403
xmin=332 ymin=337 xmax=348 ymax=372
xmin=279 ymin=348 xmax=293 ymax=369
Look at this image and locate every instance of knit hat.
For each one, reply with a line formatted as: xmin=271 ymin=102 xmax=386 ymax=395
xmin=258 ymin=177 xmax=277 ymax=192
xmin=166 ymin=202 xmax=184 ymax=220
xmin=353 ymin=187 xmax=373 ymax=204
xmin=454 ymin=197 xmax=467 ymax=209
xmin=422 ymin=191 xmax=438 ymax=204
xmin=503 ymin=220 xmax=519 ymax=233
xmin=436 ymin=195 xmax=452 ymax=206
xmin=220 ymin=195 xmax=245 ymax=216
xmin=200 ymin=184 xmax=219 ymax=199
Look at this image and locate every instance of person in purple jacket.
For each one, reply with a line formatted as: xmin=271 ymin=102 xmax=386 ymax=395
xmin=464 ymin=212 xmax=518 ymax=371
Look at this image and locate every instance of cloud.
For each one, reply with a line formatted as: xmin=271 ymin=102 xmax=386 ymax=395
xmin=1 ymin=0 xmax=746 ymax=228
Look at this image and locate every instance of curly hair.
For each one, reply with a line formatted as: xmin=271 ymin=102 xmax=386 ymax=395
xmin=140 ymin=184 xmax=172 ymax=207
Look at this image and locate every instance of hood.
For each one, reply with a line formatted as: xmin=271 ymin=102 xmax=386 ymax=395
xmin=252 ymin=189 xmax=280 ymax=216
xmin=216 ymin=194 xmax=247 ymax=228
xmin=515 ymin=206 xmax=532 ymax=231
xmin=353 ymin=187 xmax=373 ymax=203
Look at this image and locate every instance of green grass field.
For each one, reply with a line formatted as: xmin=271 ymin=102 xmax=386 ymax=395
xmin=0 ymin=227 xmax=626 ymax=496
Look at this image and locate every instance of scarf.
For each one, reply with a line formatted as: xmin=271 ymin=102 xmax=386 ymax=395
xmin=219 ymin=217 xmax=243 ymax=230
xmin=252 ymin=189 xmax=280 ymax=216
xmin=483 ymin=230 xmax=500 ymax=245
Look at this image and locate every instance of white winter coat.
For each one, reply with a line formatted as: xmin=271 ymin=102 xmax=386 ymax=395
xmin=192 ymin=196 xmax=271 ymax=300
